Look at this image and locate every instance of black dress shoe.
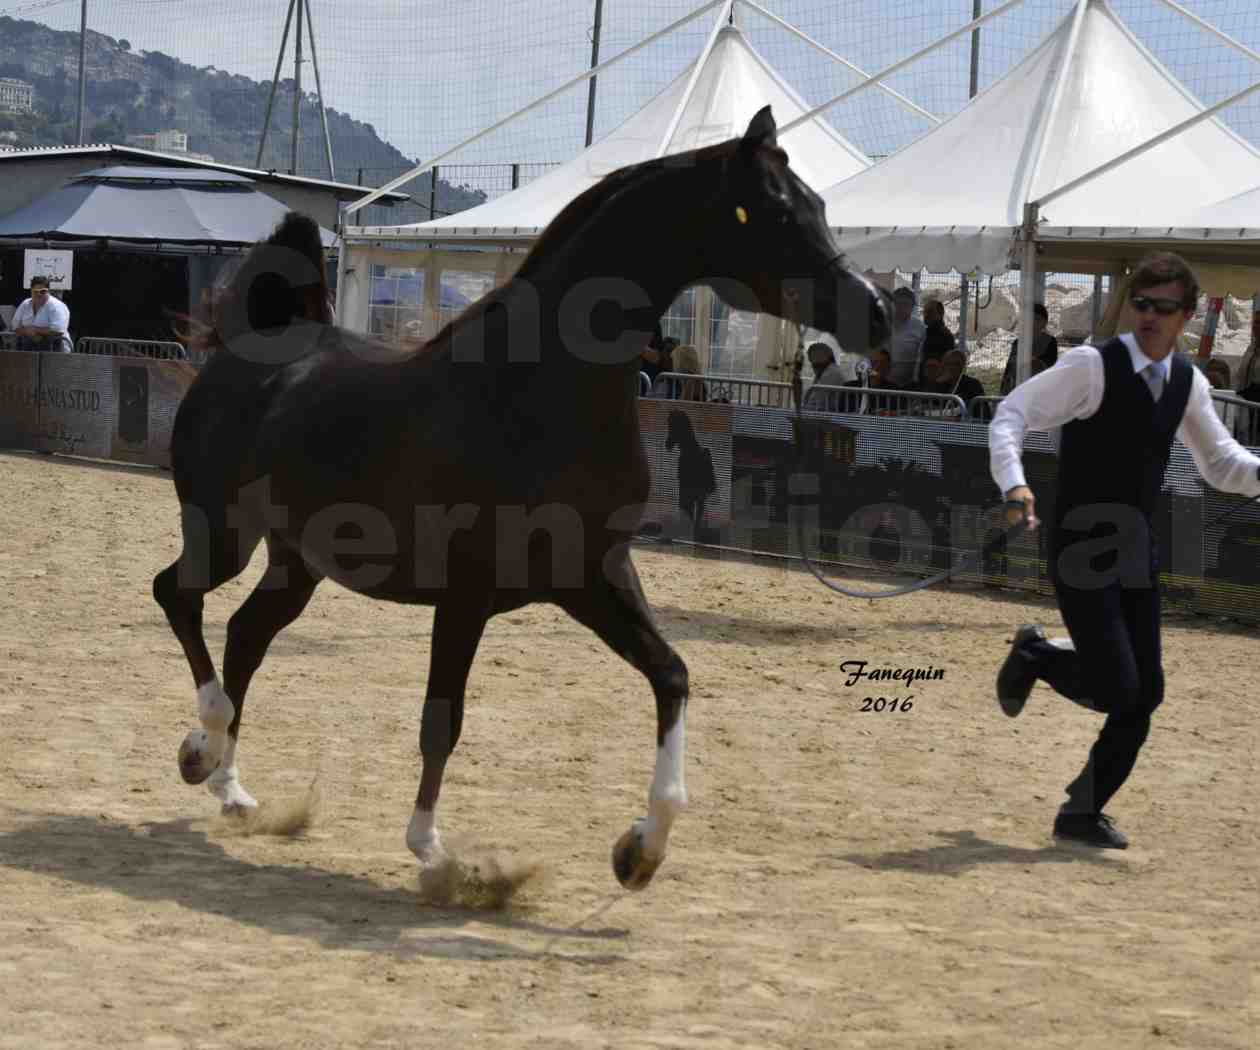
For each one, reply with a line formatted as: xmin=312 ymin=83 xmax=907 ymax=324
xmin=996 ymin=624 xmax=1046 ymax=717
xmin=1053 ymin=812 xmax=1129 ymax=849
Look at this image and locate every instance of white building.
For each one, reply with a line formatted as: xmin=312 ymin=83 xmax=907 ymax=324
xmin=127 ymin=129 xmax=189 ymax=153
xmin=0 ymin=78 xmax=34 ymax=114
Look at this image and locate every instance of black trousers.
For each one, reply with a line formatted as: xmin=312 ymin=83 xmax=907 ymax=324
xmin=1029 ymin=559 xmax=1165 ymax=815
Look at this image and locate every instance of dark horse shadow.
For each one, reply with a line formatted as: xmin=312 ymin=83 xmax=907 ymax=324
xmin=665 ymin=410 xmax=717 ymax=544
xmin=833 ymin=829 xmax=1124 ymax=877
xmin=0 ymin=812 xmax=628 ymax=964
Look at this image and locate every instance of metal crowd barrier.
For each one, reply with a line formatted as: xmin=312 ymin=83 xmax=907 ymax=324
xmin=966 ymin=391 xmax=1260 ymax=445
xmin=76 ymin=336 xmax=190 ymax=361
xmin=804 ymin=384 xmax=968 ymax=419
xmin=1210 ymin=391 xmax=1260 ymax=447
xmin=968 ymin=395 xmax=1006 ymax=422
xmin=0 ymin=331 xmax=74 ymax=352
xmin=644 ymin=372 xmax=794 ymax=408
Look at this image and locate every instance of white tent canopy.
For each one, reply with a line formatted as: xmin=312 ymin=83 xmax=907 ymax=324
xmin=1172 ymin=183 xmax=1260 ymax=238
xmin=344 ymin=22 xmax=870 ymax=243
xmin=821 ymin=0 xmax=1260 ymax=276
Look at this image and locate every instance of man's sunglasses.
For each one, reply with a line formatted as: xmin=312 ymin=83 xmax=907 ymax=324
xmin=1130 ymin=295 xmax=1185 ymax=316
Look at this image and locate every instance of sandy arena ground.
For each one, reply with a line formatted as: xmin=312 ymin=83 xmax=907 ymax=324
xmin=0 ymin=449 xmax=1255 ymax=1050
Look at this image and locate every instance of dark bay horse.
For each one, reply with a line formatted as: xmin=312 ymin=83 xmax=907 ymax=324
xmin=152 ymin=106 xmax=889 ymax=891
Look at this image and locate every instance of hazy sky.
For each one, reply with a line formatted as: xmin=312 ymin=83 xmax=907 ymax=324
xmin=4 ymin=0 xmax=1260 ymax=189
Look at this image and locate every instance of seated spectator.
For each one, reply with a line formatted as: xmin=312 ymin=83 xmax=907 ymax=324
xmin=806 ymin=341 xmax=848 ymax=386
xmin=889 ymin=287 xmax=926 ymax=388
xmin=648 ymin=340 xmax=686 ymax=398
xmin=802 ymin=341 xmax=851 ymax=412
xmin=938 ymin=349 xmax=985 ymax=408
xmin=913 ymin=356 xmax=948 ymax=394
xmin=640 ymin=325 xmax=667 ymax=384
xmin=1000 ymin=302 xmax=1058 ymax=393
xmin=12 ymin=276 xmax=72 ymax=353
xmin=671 ymin=343 xmax=707 ymax=402
xmin=920 ymin=297 xmax=956 ymax=373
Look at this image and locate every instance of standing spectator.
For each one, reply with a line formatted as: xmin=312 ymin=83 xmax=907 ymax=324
xmin=1001 ymin=302 xmax=1059 ymax=393
xmin=920 ymin=297 xmax=956 ymax=370
xmin=12 ymin=276 xmax=72 ymax=353
xmin=888 ymin=286 xmax=926 ymax=388
xmin=1205 ymin=357 xmax=1255 ymax=445
xmin=1236 ymin=308 xmax=1260 ymax=403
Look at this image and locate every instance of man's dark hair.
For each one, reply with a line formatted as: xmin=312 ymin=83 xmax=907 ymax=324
xmin=30 ymin=275 xmax=49 ymax=290
xmin=892 ymin=286 xmax=916 ymax=303
xmin=1033 ymin=302 xmax=1048 ymax=322
xmin=1130 ymin=252 xmax=1199 ymax=311
xmin=806 ymin=341 xmax=835 ymax=364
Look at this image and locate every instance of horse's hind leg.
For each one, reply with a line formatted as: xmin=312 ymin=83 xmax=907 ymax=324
xmin=558 ymin=555 xmax=689 ymax=891
xmin=153 ymin=500 xmax=262 ymax=788
xmin=407 ymin=593 xmax=491 ymax=866
xmin=212 ymin=540 xmax=321 ymax=812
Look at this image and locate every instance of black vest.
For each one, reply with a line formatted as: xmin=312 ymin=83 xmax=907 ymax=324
xmin=1051 ymin=338 xmax=1193 ymax=577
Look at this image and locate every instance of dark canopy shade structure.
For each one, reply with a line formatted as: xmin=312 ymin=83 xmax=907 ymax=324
xmin=0 ymin=166 xmax=335 ymax=247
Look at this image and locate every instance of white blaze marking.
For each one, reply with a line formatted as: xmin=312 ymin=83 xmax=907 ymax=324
xmin=642 ymin=713 xmax=688 ymax=857
xmin=207 ymin=736 xmax=257 ymax=809
xmin=407 ymin=806 xmax=442 ymax=862
xmin=195 ymin=680 xmax=236 ymax=767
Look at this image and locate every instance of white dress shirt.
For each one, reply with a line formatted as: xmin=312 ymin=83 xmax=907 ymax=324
xmin=12 ymin=294 xmax=72 ymax=352
xmin=990 ymin=332 xmax=1260 ymax=499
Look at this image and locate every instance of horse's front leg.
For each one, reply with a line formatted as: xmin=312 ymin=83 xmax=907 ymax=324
xmin=407 ymin=595 xmax=490 ymax=867
xmin=560 ymin=557 xmax=689 ymax=891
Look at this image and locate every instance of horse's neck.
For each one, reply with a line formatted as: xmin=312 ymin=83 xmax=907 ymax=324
xmin=527 ymin=164 xmax=712 ymax=360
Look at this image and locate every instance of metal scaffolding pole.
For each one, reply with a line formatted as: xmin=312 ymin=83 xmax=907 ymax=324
xmin=75 ymin=0 xmax=88 ymax=144
xmin=291 ymin=0 xmax=304 ymax=174
xmin=303 ymin=0 xmax=336 ymax=179
xmin=256 ymin=0 xmax=298 ymax=169
xmin=584 ymin=0 xmax=604 ymax=148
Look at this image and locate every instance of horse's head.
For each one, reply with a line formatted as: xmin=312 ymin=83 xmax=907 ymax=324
xmin=706 ymin=106 xmax=890 ymax=356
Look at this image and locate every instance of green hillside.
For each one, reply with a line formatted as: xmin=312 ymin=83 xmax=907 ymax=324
xmin=0 ymin=14 xmax=486 ymax=223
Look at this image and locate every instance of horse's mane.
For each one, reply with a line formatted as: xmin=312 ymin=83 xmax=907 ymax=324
xmin=518 ymin=139 xmax=735 ymax=275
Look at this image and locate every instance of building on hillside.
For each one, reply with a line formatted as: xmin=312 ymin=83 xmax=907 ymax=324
xmin=126 ymin=129 xmax=187 ymax=153
xmin=0 ymin=78 xmax=34 ymax=114
xmin=126 ymin=130 xmax=214 ymax=163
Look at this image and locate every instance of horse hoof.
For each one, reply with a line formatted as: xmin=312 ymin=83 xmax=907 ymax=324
xmin=177 ymin=729 xmax=220 ymax=785
xmin=612 ymin=822 xmax=663 ymax=891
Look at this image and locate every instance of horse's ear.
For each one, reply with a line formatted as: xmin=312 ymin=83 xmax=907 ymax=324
xmin=740 ymin=105 xmax=777 ymax=154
